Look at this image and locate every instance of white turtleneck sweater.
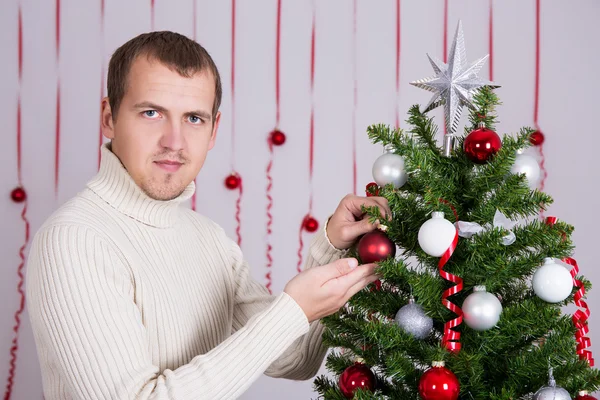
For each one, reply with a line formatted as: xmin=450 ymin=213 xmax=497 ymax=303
xmin=26 ymin=144 xmax=346 ymax=400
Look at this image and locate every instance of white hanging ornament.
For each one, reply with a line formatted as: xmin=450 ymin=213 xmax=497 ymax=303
xmin=511 ymin=150 xmax=541 ymax=189
xmin=532 ymin=366 xmax=571 ymax=400
xmin=394 ymin=296 xmax=433 ymax=339
xmin=418 ymin=212 xmax=457 ymax=257
xmin=462 ymin=286 xmax=503 ymax=331
xmin=532 ymin=258 xmax=573 ymax=303
xmin=372 ymin=146 xmax=407 ymax=189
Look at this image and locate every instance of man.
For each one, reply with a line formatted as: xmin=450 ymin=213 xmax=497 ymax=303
xmin=26 ymin=31 xmax=390 ymax=399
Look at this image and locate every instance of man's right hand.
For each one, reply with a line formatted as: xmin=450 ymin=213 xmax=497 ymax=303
xmin=283 ymin=258 xmax=379 ymax=323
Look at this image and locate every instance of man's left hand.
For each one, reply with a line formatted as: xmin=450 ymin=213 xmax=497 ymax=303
xmin=326 ymin=194 xmax=392 ymax=250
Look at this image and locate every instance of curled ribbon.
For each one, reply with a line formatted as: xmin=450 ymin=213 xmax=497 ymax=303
xmin=438 ymin=199 xmax=463 ymax=352
xmin=545 ymin=216 xmax=594 ymax=366
xmin=455 ymin=210 xmax=516 ymax=245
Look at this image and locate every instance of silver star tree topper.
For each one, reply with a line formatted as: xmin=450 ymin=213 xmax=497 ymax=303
xmin=410 ymin=20 xmax=499 ymax=142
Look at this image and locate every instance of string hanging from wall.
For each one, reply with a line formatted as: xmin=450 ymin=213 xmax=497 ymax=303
xmin=296 ymin=1 xmax=320 ymax=273
xmin=54 ymin=0 xmax=62 ymax=196
xmin=97 ymin=0 xmax=106 ymax=170
xmin=5 ymin=5 xmax=31 ymax=399
xmin=223 ymin=0 xmax=244 ymax=246
xmin=264 ymin=0 xmax=286 ymax=293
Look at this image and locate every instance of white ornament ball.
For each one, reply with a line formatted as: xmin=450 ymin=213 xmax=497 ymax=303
xmin=462 ymin=286 xmax=503 ymax=331
xmin=532 ymin=386 xmax=571 ymax=400
xmin=418 ymin=212 xmax=456 ymax=257
xmin=394 ymin=296 xmax=433 ymax=339
xmin=511 ymin=152 xmax=541 ymax=189
xmin=532 ymin=258 xmax=573 ymax=303
xmin=372 ymin=152 xmax=407 ymax=188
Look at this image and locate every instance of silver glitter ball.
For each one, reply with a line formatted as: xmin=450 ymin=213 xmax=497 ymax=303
xmin=462 ymin=285 xmax=502 ymax=331
xmin=533 ymin=367 xmax=571 ymax=400
xmin=532 ymin=386 xmax=571 ymax=400
xmin=394 ymin=297 xmax=433 ymax=339
xmin=372 ymin=152 xmax=407 ymax=189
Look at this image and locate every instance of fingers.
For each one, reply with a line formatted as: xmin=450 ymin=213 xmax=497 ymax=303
xmin=333 ymin=263 xmax=378 ymax=290
xmin=317 ymin=258 xmax=359 ymax=282
xmin=344 ymin=217 xmax=381 ymax=240
xmin=345 ymin=195 xmax=391 ymax=222
xmin=346 ymin=273 xmax=380 ymax=299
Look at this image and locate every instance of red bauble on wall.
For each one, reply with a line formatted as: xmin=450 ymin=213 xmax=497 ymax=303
xmin=463 ymin=123 xmax=502 ymax=164
xmin=303 ymin=216 xmax=319 ymax=233
xmin=529 ymin=130 xmax=545 ymax=146
xmin=357 ymin=230 xmax=396 ymax=264
xmin=269 ymin=129 xmax=286 ymax=146
xmin=224 ymin=173 xmax=241 ymax=190
xmin=418 ymin=361 xmax=460 ymax=400
xmin=338 ymin=362 xmax=376 ymax=399
xmin=11 ymin=187 xmax=27 ymax=203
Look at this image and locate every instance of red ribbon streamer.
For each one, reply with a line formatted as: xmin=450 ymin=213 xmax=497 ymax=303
xmin=545 ymin=217 xmax=594 ymax=366
xmin=150 ymin=0 xmax=155 ymax=30
xmin=351 ymin=0 xmax=357 ymax=195
xmin=441 ymin=0 xmax=448 ymax=136
xmin=296 ymin=5 xmax=317 ymax=271
xmin=191 ymin=0 xmax=198 ymax=211
xmin=533 ymin=0 xmax=547 ymax=209
xmin=437 ymin=199 xmax=462 ymax=352
xmin=229 ymin=0 xmax=243 ymax=247
xmin=54 ymin=0 xmax=61 ymax=196
xmin=97 ymin=0 xmax=105 ymax=171
xmin=5 ymin=8 xmax=31 ymax=399
xmin=394 ymin=0 xmax=401 ymax=129
xmin=488 ymin=0 xmax=494 ymax=81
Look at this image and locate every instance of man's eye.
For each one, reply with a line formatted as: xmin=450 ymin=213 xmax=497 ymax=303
xmin=189 ymin=115 xmax=202 ymax=124
xmin=143 ymin=110 xmax=159 ymax=118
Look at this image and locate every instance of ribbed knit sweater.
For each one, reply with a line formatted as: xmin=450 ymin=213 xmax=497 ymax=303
xmin=25 ymin=144 xmax=346 ymax=400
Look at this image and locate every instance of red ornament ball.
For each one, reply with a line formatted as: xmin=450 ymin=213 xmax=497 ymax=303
xmin=418 ymin=362 xmax=460 ymax=400
xmin=577 ymin=391 xmax=598 ymax=400
xmin=357 ymin=230 xmax=396 ymax=264
xmin=530 ymin=130 xmax=545 ymax=146
xmin=365 ymin=182 xmax=379 ymax=197
xmin=11 ymin=187 xmax=26 ymax=203
xmin=224 ymin=174 xmax=241 ymax=190
xmin=370 ymin=279 xmax=382 ymax=292
xmin=339 ymin=362 xmax=376 ymax=399
xmin=463 ymin=125 xmax=502 ymax=164
xmin=270 ymin=129 xmax=286 ymax=146
xmin=303 ymin=216 xmax=319 ymax=233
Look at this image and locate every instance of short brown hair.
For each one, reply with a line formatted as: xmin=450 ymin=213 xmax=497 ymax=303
xmin=107 ymin=31 xmax=222 ymax=120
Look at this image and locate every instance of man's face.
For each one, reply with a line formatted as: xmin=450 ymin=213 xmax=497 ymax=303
xmin=101 ymin=56 xmax=220 ymax=201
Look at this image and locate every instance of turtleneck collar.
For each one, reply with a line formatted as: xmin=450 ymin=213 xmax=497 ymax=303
xmin=86 ymin=144 xmax=195 ymax=228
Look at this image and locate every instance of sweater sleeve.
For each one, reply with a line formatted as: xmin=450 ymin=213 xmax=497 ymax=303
xmin=26 ymin=224 xmax=312 ymax=400
xmin=229 ymin=223 xmax=348 ymax=380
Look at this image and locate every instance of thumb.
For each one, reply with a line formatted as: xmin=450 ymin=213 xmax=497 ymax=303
xmin=317 ymin=258 xmax=359 ymax=282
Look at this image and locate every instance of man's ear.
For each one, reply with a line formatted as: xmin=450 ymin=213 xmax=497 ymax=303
xmin=101 ymin=97 xmax=115 ymax=139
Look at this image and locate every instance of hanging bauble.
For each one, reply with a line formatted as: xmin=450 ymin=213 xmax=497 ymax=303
xmin=576 ymin=391 xmax=598 ymax=400
xmin=462 ymin=286 xmax=503 ymax=331
xmin=532 ymin=367 xmax=570 ymax=400
xmin=530 ymin=130 xmax=545 ymax=146
xmin=303 ymin=216 xmax=319 ymax=233
xmin=357 ymin=229 xmax=396 ymax=264
xmin=224 ymin=173 xmax=241 ymax=190
xmin=532 ymin=257 xmax=573 ymax=303
xmin=269 ymin=129 xmax=286 ymax=146
xmin=463 ymin=122 xmax=502 ymax=164
xmin=338 ymin=362 xmax=376 ymax=399
xmin=418 ymin=361 xmax=460 ymax=400
xmin=395 ymin=296 xmax=433 ymax=339
xmin=365 ymin=182 xmax=379 ymax=197
xmin=11 ymin=187 xmax=27 ymax=203
xmin=510 ymin=150 xmax=541 ymax=189
xmin=372 ymin=147 xmax=407 ymax=189
xmin=418 ymin=212 xmax=457 ymax=257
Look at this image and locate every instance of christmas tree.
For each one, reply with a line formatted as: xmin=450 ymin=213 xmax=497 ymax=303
xmin=313 ymin=22 xmax=600 ymax=400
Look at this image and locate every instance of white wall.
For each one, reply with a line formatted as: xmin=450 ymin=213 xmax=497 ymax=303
xmin=1 ymin=0 xmax=599 ymax=398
